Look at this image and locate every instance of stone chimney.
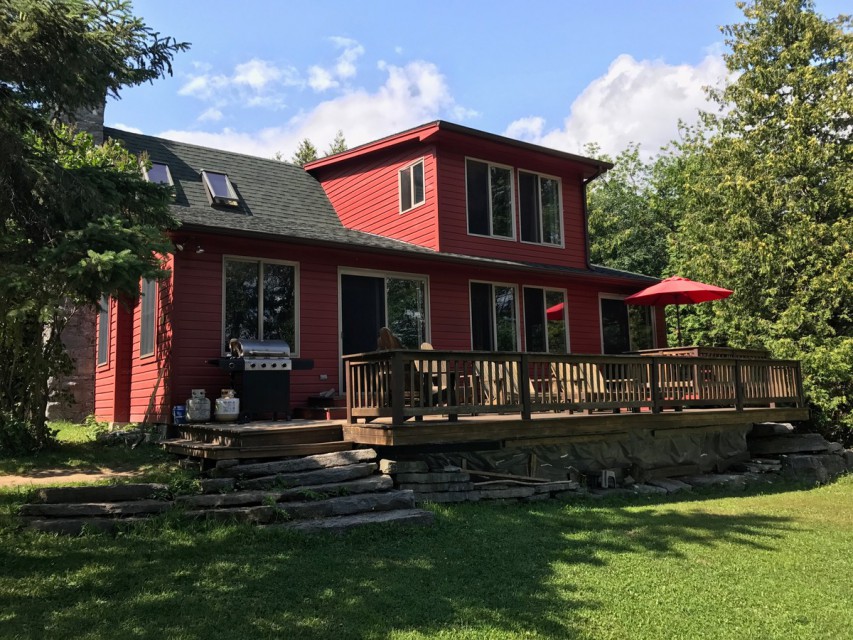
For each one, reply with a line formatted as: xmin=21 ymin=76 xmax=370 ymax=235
xmin=69 ymin=98 xmax=106 ymax=144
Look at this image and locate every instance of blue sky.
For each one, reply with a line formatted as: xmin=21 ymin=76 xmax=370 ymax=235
xmin=107 ymin=0 xmax=848 ymax=160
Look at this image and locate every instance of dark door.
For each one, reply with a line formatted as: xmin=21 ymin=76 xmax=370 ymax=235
xmin=341 ymin=274 xmax=385 ymax=356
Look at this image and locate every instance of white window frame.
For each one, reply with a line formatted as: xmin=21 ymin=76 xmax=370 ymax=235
xmin=465 ymin=157 xmax=517 ymax=242
xmin=139 ymin=278 xmax=157 ymax=359
xmin=221 ymin=255 xmax=300 ymax=356
xmin=97 ymin=295 xmax=110 ymax=367
xmin=522 ymin=286 xmax=570 ymax=354
xmin=398 ymin=158 xmax=426 ymax=214
xmin=202 ymin=170 xmax=239 ymax=207
xmin=518 ymin=169 xmax=565 ymax=248
xmin=598 ymin=293 xmax=657 ymax=354
xmin=143 ymin=162 xmax=174 ymax=187
xmin=468 ymin=280 xmax=520 ymax=351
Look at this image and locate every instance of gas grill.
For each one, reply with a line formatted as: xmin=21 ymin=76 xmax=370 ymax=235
xmin=212 ymin=339 xmax=314 ymax=422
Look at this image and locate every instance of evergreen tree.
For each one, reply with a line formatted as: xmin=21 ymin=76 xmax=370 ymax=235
xmin=290 ymin=138 xmax=318 ymax=166
xmin=325 ymin=129 xmax=347 ymax=156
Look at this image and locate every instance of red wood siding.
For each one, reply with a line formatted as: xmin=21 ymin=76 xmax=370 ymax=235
xmin=436 ymin=143 xmax=588 ymax=269
xmin=312 ymin=145 xmax=439 ymax=250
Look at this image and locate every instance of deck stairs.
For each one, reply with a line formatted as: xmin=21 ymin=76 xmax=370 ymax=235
xmin=162 ymin=419 xmax=352 ymax=460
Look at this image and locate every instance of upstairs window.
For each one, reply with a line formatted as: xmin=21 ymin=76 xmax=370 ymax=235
xmin=201 ymin=170 xmax=239 ymax=207
xmin=470 ymin=282 xmax=518 ymax=351
xmin=399 ymin=159 xmax=425 ymax=213
xmin=140 ymin=278 xmax=156 ymax=358
xmin=144 ymin=162 xmax=173 ymax=186
xmin=466 ymin=159 xmax=514 ymax=239
xmin=519 ymin=171 xmax=562 ymax=245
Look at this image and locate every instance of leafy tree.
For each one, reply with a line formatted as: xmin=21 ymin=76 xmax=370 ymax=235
xmin=668 ymin=0 xmax=853 ymax=436
xmin=325 ymin=129 xmax=347 ymax=156
xmin=585 ymin=143 xmax=673 ymax=278
xmin=290 ymin=138 xmax=318 ymax=166
xmin=0 ymin=0 xmax=187 ymax=451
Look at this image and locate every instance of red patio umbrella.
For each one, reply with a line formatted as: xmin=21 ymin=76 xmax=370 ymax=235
xmin=546 ymin=302 xmax=565 ymax=321
xmin=624 ymin=276 xmax=733 ymax=346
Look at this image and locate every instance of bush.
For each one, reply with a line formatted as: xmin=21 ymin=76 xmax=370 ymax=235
xmin=0 ymin=412 xmax=56 ymax=455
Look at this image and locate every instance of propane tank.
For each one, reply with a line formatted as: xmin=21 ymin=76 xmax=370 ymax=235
xmin=186 ymin=389 xmax=211 ymax=422
xmin=215 ymin=389 xmax=240 ymax=422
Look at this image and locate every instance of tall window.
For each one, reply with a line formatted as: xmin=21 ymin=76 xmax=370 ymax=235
xmin=466 ymin=159 xmax=514 ymax=238
xmin=140 ymin=279 xmax=156 ymax=357
xmin=519 ymin=171 xmax=562 ymax=245
xmin=399 ymin=159 xmax=425 ymax=213
xmin=600 ymin=297 xmax=654 ymax=354
xmin=97 ymin=295 xmax=109 ymax=366
xmin=470 ymin=282 xmax=518 ymax=351
xmin=224 ymin=259 xmax=297 ymax=353
xmin=524 ymin=287 xmax=568 ymax=354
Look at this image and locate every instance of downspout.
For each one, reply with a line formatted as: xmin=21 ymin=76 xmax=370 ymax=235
xmin=581 ymin=167 xmax=605 ymax=270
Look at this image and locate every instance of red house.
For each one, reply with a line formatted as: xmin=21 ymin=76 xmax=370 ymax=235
xmin=94 ymin=121 xmax=670 ymax=425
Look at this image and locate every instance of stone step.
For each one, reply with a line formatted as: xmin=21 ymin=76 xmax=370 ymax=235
xmin=34 ymin=483 xmax=168 ymax=504
xmin=677 ymin=473 xmax=748 ymax=489
xmin=272 ymin=508 xmax=435 ymax=533
xmin=748 ymin=433 xmax=831 ymax=455
xmin=394 ymin=471 xmax=470 ymax=484
xmin=176 ymin=476 xmax=393 ymax=509
xmin=228 ymin=448 xmax=376 ymax=478
xmin=21 ymin=499 xmax=171 ymax=518
xmin=646 ymin=478 xmax=693 ymax=493
xmin=751 ymin=422 xmax=796 ymax=437
xmin=162 ymin=439 xmax=353 ymax=460
xmin=238 ymin=462 xmax=378 ymax=490
xmin=379 ymin=459 xmax=429 ymax=474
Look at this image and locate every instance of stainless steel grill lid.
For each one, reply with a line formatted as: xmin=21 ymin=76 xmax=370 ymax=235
xmin=229 ymin=339 xmax=291 ymax=358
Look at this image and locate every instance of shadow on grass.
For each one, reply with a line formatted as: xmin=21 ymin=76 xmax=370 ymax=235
xmin=0 ymin=492 xmax=799 ymax=640
xmin=0 ymin=440 xmax=174 ymax=477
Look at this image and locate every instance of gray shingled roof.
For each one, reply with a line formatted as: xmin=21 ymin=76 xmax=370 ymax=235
xmin=105 ymin=128 xmax=655 ymax=284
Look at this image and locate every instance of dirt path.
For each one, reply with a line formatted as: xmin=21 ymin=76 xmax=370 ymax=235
xmin=0 ymin=468 xmax=144 ymax=489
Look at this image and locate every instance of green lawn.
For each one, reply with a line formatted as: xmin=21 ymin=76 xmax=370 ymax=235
xmin=1 ymin=475 xmax=851 ymax=639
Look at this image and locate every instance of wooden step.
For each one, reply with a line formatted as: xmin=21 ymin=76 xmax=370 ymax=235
xmin=177 ymin=422 xmax=344 ymax=447
xmin=162 ymin=438 xmax=354 ymax=460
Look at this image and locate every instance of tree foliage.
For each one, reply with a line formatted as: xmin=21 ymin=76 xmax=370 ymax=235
xmin=667 ymin=0 xmax=853 ymax=435
xmin=0 ymin=0 xmax=187 ymax=451
xmin=290 ymin=138 xmax=318 ymax=166
xmin=325 ymin=129 xmax=347 ymax=156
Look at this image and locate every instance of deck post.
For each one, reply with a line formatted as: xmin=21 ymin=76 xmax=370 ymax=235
xmin=391 ymin=351 xmax=405 ymax=425
xmin=345 ymin=358 xmax=353 ymax=424
xmin=734 ymin=360 xmax=744 ymax=411
xmin=651 ymin=357 xmax=662 ymax=414
xmin=795 ymin=361 xmax=805 ymax=408
xmin=520 ymin=353 xmax=531 ymax=421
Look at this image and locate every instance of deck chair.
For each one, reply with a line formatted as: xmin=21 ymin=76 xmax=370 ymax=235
xmin=412 ymin=342 xmax=453 ymax=406
xmin=473 ymin=360 xmax=534 ymax=409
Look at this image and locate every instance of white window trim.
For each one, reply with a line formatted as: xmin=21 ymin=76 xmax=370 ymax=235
xmin=518 ymin=169 xmax=565 ymax=248
xmin=221 ymin=255 xmax=301 ymax=356
xmin=468 ymin=280 xmax=520 ymax=351
xmin=398 ymin=158 xmax=426 ymax=214
xmin=139 ymin=278 xmax=157 ymax=359
xmin=202 ymin=170 xmax=239 ymax=207
xmin=522 ymin=285 xmax=570 ymax=354
xmin=598 ymin=293 xmax=657 ymax=354
xmin=97 ymin=295 xmax=110 ymax=367
xmin=464 ymin=156 xmax=517 ymax=242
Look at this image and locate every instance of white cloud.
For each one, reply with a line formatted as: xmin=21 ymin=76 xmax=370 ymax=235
xmin=198 ymin=107 xmax=223 ymax=122
xmin=233 ymin=59 xmax=284 ymax=90
xmin=158 ymin=60 xmax=473 ymax=161
xmin=503 ymin=53 xmax=729 ymax=158
xmin=308 ymin=36 xmax=365 ymax=92
xmin=178 ymin=58 xmax=301 ymax=110
xmin=109 ymin=122 xmax=143 ymax=134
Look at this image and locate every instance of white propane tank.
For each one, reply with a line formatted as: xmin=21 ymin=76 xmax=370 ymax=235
xmin=186 ymin=389 xmax=211 ymax=422
xmin=215 ymin=389 xmax=240 ymax=422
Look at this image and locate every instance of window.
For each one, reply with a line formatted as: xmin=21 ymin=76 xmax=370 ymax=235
xmin=97 ymin=295 xmax=109 ymax=366
xmin=140 ymin=279 xmax=156 ymax=357
xmin=519 ymin=171 xmax=562 ymax=245
xmin=399 ymin=159 xmax=425 ymax=213
xmin=600 ymin=296 xmax=655 ymax=354
xmin=524 ymin=287 xmax=568 ymax=354
xmin=470 ymin=282 xmax=518 ymax=351
xmin=223 ymin=259 xmax=297 ymax=353
xmin=466 ymin=159 xmax=514 ymax=238
xmin=144 ymin=162 xmax=173 ymax=186
xmin=202 ymin=170 xmax=239 ymax=207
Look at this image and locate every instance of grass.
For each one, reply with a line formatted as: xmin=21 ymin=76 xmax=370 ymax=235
xmin=1 ymin=475 xmax=851 ymax=639
xmin=0 ymin=421 xmax=177 ymax=480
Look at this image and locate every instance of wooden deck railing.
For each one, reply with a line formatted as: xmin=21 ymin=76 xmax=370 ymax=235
xmin=343 ymin=350 xmax=804 ymax=424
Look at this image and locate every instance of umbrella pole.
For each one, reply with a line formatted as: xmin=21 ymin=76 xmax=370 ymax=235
xmin=676 ymin=304 xmax=683 ymax=347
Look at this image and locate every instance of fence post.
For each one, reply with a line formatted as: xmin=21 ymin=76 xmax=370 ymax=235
xmin=391 ymin=351 xmax=405 ymax=424
xmin=520 ymin=353 xmax=531 ymax=420
xmin=651 ymin=357 xmax=662 ymax=414
xmin=734 ymin=360 xmax=744 ymax=411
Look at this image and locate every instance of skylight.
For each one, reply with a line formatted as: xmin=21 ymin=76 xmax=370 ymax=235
xmin=201 ymin=170 xmax=239 ymax=207
xmin=144 ymin=162 xmax=173 ymax=186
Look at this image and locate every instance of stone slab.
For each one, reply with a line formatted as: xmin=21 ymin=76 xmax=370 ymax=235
xmin=629 ymin=483 xmax=668 ymax=495
xmin=414 ymin=491 xmax=478 ymax=504
xmin=185 ymin=506 xmax=276 ymax=524
xmin=35 ymin=484 xmax=168 ymax=504
xmin=397 ymin=482 xmax=474 ymax=493
xmin=274 ymin=508 xmax=435 ymax=532
xmin=21 ymin=499 xmax=171 ymax=518
xmin=394 ymin=471 xmax=470 ymax=484
xmin=199 ymin=478 xmax=236 ymax=494
xmin=379 ymin=459 xmax=428 ymax=474
xmin=280 ymin=490 xmax=415 ymax=520
xmin=229 ymin=449 xmax=377 ymax=478
xmin=532 ymin=481 xmax=581 ymax=494
xmin=646 ymin=478 xmax=693 ymax=493
xmin=475 ymin=487 xmax=536 ymax=500
xmin=237 ymin=462 xmax=377 ymax=490
xmin=678 ymin=474 xmax=748 ymax=489
xmin=750 ymin=422 xmax=796 ymax=437
xmin=748 ymin=433 xmax=830 ymax=455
